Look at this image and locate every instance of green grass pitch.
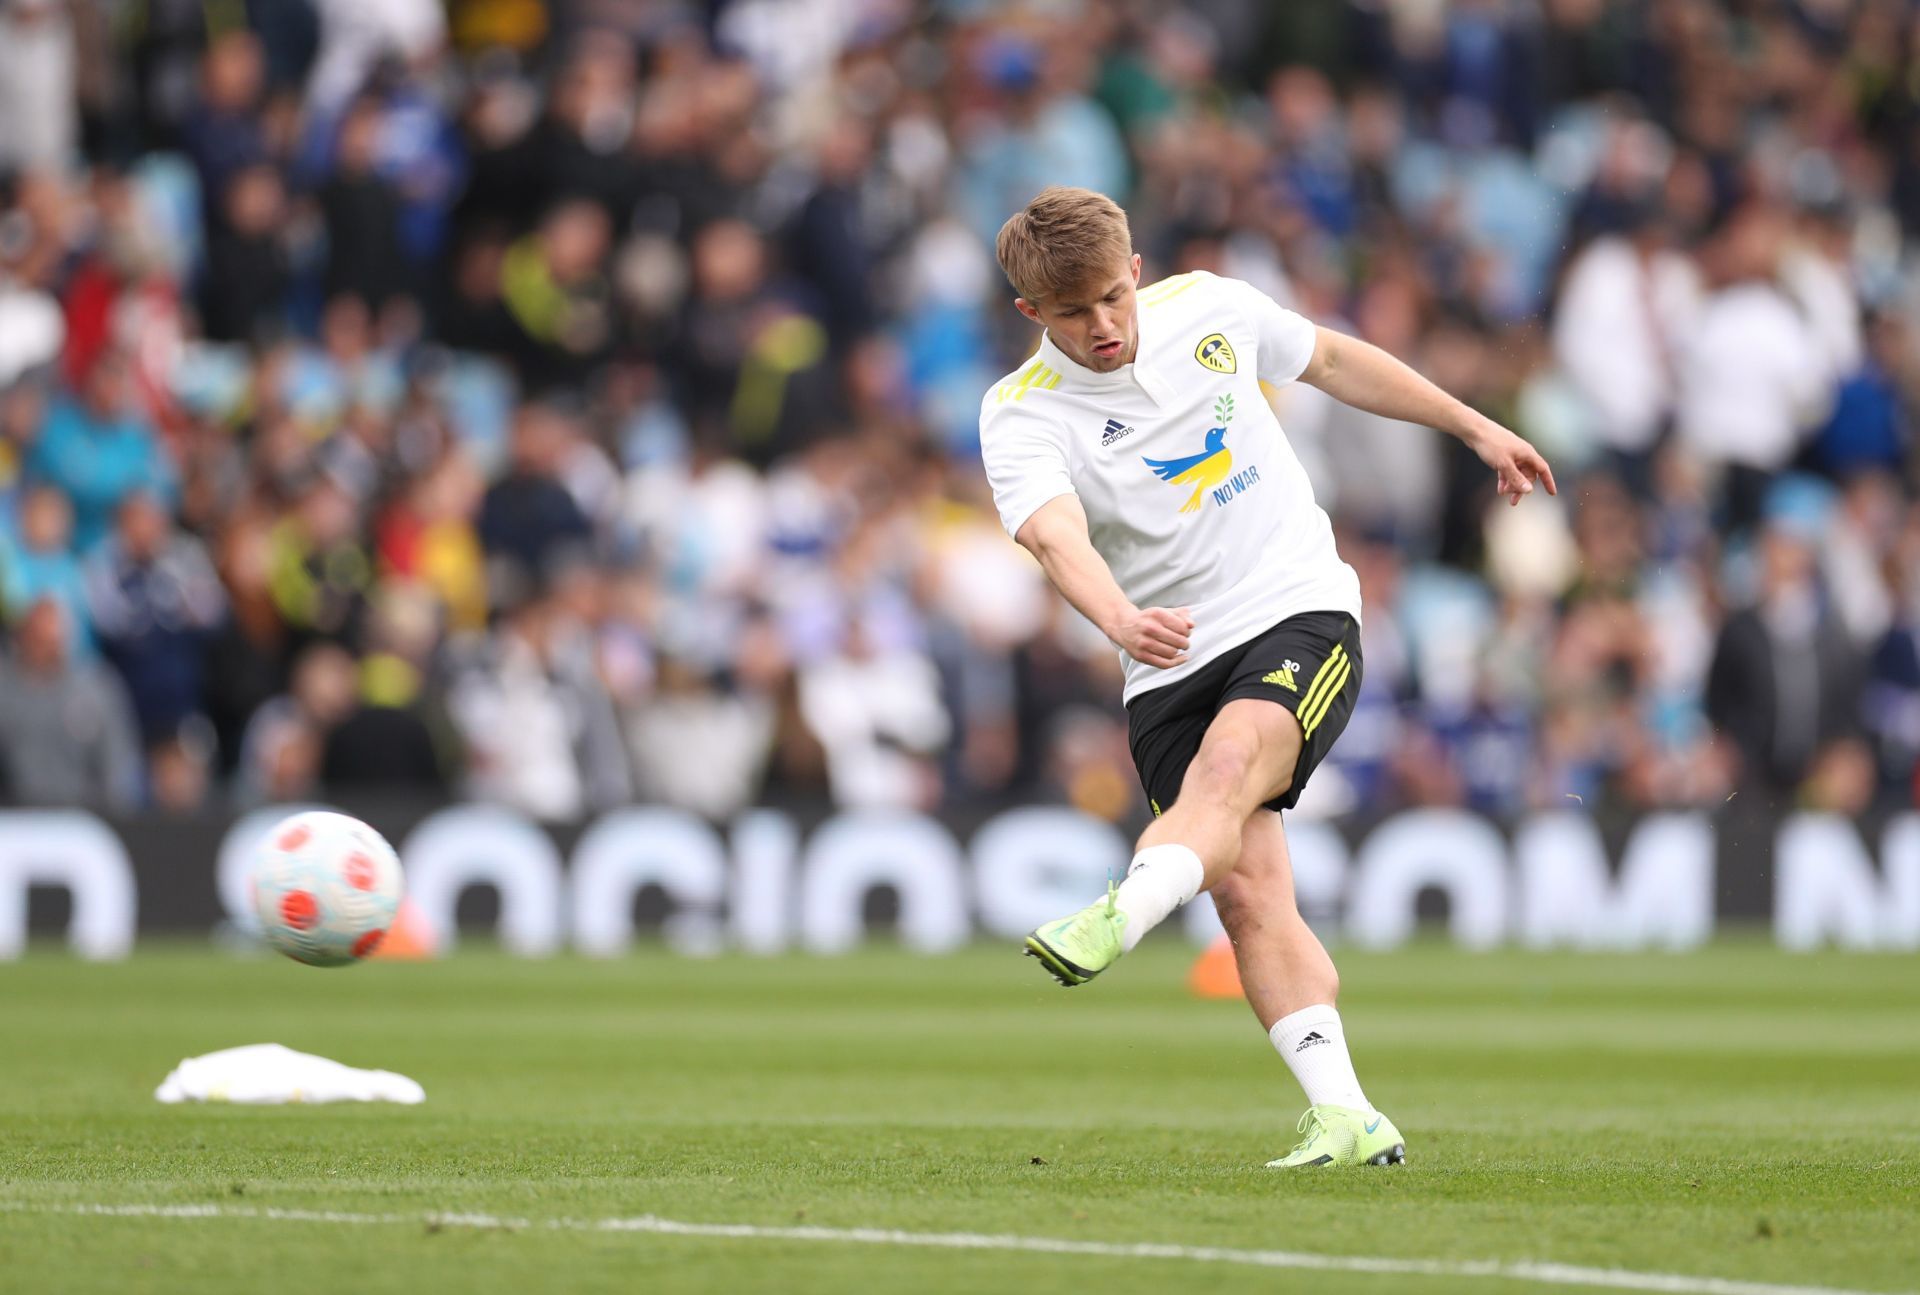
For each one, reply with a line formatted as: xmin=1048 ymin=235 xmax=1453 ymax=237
xmin=1 ymin=941 xmax=1916 ymax=1294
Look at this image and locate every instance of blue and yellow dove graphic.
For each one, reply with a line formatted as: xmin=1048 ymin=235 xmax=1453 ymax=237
xmin=1143 ymin=394 xmax=1236 ymax=513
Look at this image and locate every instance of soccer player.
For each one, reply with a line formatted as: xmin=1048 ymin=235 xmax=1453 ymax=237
xmin=980 ymin=187 xmax=1555 ymax=1168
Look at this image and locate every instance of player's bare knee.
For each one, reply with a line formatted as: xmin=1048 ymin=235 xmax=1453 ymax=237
xmin=1212 ymin=857 xmax=1281 ymax=926
xmin=1212 ymin=889 xmax=1271 ymax=949
xmin=1210 ymin=870 xmax=1250 ymax=920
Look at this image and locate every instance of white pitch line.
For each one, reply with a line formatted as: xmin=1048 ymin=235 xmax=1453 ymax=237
xmin=0 ymin=1201 xmax=1904 ymax=1295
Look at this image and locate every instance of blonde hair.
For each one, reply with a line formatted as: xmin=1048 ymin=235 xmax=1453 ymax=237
xmin=994 ymin=186 xmax=1132 ymax=303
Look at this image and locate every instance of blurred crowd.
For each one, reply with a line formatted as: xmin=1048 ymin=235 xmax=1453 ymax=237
xmin=0 ymin=0 xmax=1917 ymax=825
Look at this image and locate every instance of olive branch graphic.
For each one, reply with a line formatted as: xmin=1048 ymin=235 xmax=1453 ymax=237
xmin=1214 ymin=394 xmax=1235 ymax=424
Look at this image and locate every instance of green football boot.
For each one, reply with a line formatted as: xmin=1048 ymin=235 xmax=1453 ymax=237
xmin=1023 ymin=887 xmax=1127 ymax=986
xmin=1266 ymin=1105 xmax=1407 ymax=1168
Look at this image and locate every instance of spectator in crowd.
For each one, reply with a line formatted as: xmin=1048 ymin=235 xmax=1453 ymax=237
xmin=0 ymin=293 xmax=63 ymax=395
xmin=1 ymin=484 xmax=91 ymax=650
xmin=498 ymin=198 xmax=616 ymax=390
xmin=320 ymin=584 xmax=452 ymax=797
xmin=1551 ymin=199 xmax=1699 ymax=488
xmin=0 ymin=597 xmax=141 ymax=809
xmin=1813 ymin=311 xmax=1912 ymax=477
xmin=956 ymin=33 xmax=1130 ymax=248
xmin=201 ymin=164 xmax=294 ymax=344
xmin=375 ymin=451 xmax=488 ymax=631
xmin=798 ymin=609 xmax=951 ymax=811
xmin=1706 ymin=498 xmax=1866 ymax=802
xmin=84 ymin=490 xmax=226 ymax=751
xmin=305 ymin=0 xmax=447 ymax=116
xmin=25 ymin=347 xmax=171 ymax=552
xmin=624 ymin=616 xmax=785 ymax=821
xmin=447 ymin=588 xmax=630 ymax=821
xmin=1676 ymin=202 xmax=1833 ymax=533
xmin=478 ymin=398 xmax=593 ymax=589
xmin=668 ymin=217 xmax=837 ymax=464
xmin=204 ymin=515 xmax=296 ymax=779
xmin=785 ymin=115 xmax=880 ymax=350
xmin=181 ymin=32 xmax=270 ymax=222
xmin=269 ymin=475 xmax=372 ymax=645
xmin=0 ymin=0 xmax=79 ymax=173
xmin=318 ymin=96 xmax=410 ymax=312
xmin=1864 ymin=507 xmax=1920 ymax=805
xmin=237 ymin=641 xmax=360 ymax=805
xmin=505 ymin=32 xmax=642 ymax=229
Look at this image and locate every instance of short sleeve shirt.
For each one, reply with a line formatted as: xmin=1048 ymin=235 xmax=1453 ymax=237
xmin=979 ymin=272 xmax=1361 ymax=702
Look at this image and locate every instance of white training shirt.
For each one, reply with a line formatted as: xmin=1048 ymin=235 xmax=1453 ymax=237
xmin=979 ymin=271 xmax=1361 ymax=703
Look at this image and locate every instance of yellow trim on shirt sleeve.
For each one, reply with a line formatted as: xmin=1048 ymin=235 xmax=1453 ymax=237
xmin=1138 ymin=273 xmax=1201 ymax=307
xmin=996 ymin=360 xmax=1045 ymax=403
xmin=1010 ymin=364 xmax=1060 ymax=401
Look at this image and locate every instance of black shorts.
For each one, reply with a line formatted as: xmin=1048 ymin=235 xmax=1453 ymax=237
xmin=1126 ymin=610 xmax=1362 ymax=815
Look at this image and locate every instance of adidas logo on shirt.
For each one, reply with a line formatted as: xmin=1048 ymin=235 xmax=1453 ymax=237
xmin=1295 ymin=1031 xmax=1329 ymax=1053
xmin=1099 ymin=418 xmax=1136 ymax=446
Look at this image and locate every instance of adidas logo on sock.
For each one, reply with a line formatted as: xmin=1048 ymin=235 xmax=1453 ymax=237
xmin=1294 ymin=1031 xmax=1329 ymax=1053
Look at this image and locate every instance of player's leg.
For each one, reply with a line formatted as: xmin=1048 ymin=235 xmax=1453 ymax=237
xmin=1108 ymin=611 xmax=1361 ymax=953
xmin=1212 ymin=811 xmax=1404 ymax=1167
xmin=1023 ymin=697 xmax=1299 ymax=986
xmin=1133 ymin=698 xmax=1300 ymax=885
xmin=1023 ymin=612 xmax=1358 ymax=987
xmin=1107 ymin=696 xmax=1300 ymax=938
xmin=1209 ymin=809 xmax=1336 ymax=1024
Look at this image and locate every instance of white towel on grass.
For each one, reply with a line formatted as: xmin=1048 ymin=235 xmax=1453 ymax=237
xmin=154 ymin=1044 xmax=425 ymax=1105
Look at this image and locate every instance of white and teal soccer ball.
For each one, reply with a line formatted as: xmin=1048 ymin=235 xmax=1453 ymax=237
xmin=250 ymin=811 xmax=405 ymax=967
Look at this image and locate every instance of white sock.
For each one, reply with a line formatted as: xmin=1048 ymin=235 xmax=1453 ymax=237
xmin=1270 ymin=1004 xmax=1372 ymax=1111
xmin=1112 ymin=844 xmax=1204 ymax=953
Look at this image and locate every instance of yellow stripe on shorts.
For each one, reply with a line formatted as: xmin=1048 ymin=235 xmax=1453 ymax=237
xmin=1300 ymin=652 xmax=1353 ymax=739
xmin=1295 ymin=644 xmax=1349 ymax=739
xmin=1295 ymin=645 xmax=1345 ymax=721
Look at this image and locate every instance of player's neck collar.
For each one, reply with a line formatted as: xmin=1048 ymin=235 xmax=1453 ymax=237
xmin=1039 ymin=316 xmax=1144 ymax=388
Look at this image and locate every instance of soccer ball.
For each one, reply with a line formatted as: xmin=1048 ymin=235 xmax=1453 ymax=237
xmin=251 ymin=811 xmax=405 ymax=967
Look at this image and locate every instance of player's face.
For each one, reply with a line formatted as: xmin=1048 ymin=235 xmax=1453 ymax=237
xmin=1017 ymin=255 xmax=1142 ymax=373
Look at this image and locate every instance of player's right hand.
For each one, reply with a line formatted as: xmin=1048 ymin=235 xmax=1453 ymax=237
xmin=1110 ymin=606 xmax=1193 ymax=669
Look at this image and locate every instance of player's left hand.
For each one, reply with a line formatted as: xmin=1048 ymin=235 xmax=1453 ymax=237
xmin=1470 ymin=421 xmax=1557 ymax=507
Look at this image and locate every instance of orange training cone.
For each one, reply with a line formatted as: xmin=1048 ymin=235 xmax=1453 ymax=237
xmin=370 ymin=898 xmax=437 ymax=960
xmin=1188 ymin=933 xmax=1243 ymax=999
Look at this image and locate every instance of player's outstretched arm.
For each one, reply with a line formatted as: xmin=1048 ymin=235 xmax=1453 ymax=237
xmin=1015 ymin=495 xmax=1193 ymax=668
xmin=1297 ymin=326 xmax=1557 ymax=507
